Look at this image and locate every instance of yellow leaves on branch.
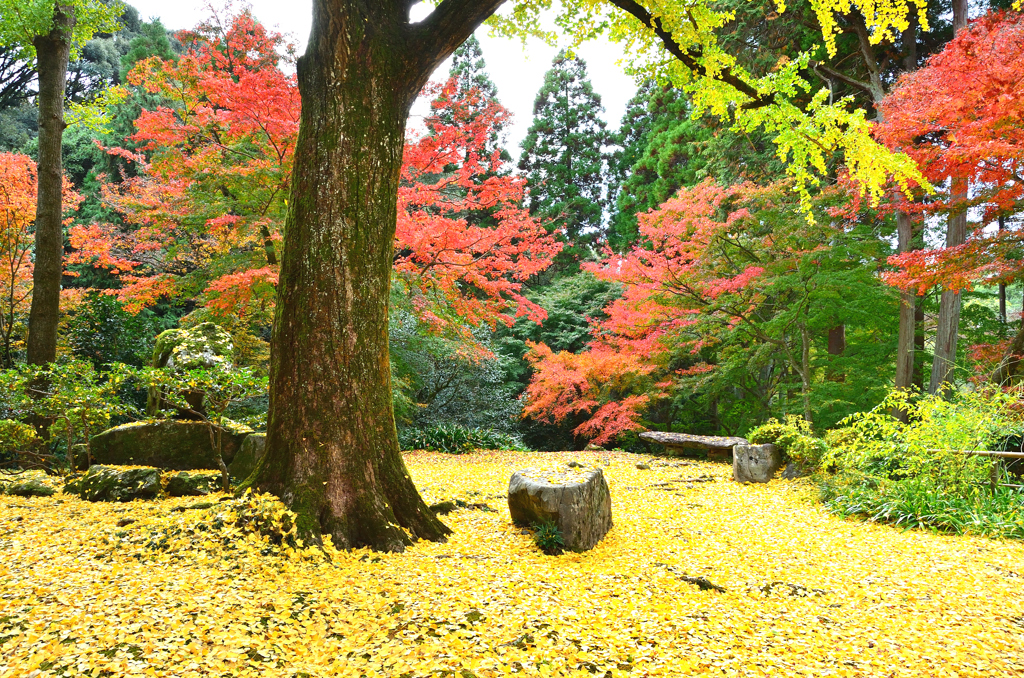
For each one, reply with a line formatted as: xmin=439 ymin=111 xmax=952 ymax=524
xmin=2 ymin=451 xmax=1023 ymax=677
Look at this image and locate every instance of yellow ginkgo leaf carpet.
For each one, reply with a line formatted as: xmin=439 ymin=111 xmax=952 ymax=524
xmin=2 ymin=450 xmax=1022 ymax=677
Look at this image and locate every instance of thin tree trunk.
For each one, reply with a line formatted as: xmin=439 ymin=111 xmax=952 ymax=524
xmin=26 ymin=4 xmax=75 ymax=366
xmin=929 ymin=176 xmax=968 ymax=395
xmin=244 ymin=0 xmax=504 ymax=551
xmin=999 ymin=215 xmax=1007 ymax=323
xmin=801 ymin=326 xmax=812 ymax=424
xmin=991 ymin=320 xmax=1024 ymax=387
xmin=891 ymin=6 xmax=919 ymax=415
xmin=894 ymin=211 xmax=915 ymax=392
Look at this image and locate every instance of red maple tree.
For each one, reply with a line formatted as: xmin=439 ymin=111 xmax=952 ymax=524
xmin=878 ymin=11 xmax=1024 ymax=294
xmin=0 ymin=153 xmax=80 ymax=367
xmin=71 ymin=9 xmax=558 ymax=337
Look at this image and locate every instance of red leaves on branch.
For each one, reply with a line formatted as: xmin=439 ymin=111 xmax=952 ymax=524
xmin=75 ymin=9 xmax=557 ymax=333
xmin=1 ymin=154 xmax=81 ymax=362
xmin=878 ymin=11 xmax=1024 ymax=293
xmin=396 ymin=80 xmax=560 ymax=330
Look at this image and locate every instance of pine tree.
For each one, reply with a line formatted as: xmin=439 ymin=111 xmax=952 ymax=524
xmin=608 ymin=84 xmax=786 ymax=250
xmin=518 ymin=50 xmax=607 ymax=267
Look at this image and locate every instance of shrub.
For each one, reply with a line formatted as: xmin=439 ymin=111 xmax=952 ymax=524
xmin=820 ymin=387 xmax=1024 ymax=538
xmin=824 ymin=388 xmax=1021 ymax=492
xmin=399 ymin=424 xmax=529 ymax=454
xmin=747 ymin=415 xmax=827 ymax=468
xmin=822 ymin=477 xmax=1024 ymax=539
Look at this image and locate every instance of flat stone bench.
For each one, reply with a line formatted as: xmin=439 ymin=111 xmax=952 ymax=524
xmin=639 ymin=432 xmax=748 ymax=458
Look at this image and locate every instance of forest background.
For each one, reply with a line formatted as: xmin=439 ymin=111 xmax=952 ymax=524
xmin=1 ymin=0 xmax=1023 ymax=457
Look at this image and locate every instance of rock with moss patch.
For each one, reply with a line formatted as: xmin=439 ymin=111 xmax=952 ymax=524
xmin=227 ymin=432 xmax=265 ymax=481
xmin=65 ymin=465 xmax=162 ymax=502
xmin=89 ymin=420 xmax=248 ymax=471
xmin=3 ymin=478 xmax=57 ymax=497
xmin=165 ymin=470 xmax=223 ymax=497
xmin=508 ymin=466 xmax=612 ymax=552
xmin=147 ymin=323 xmax=234 ymax=416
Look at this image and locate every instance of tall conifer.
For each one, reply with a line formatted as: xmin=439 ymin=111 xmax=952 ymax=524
xmin=518 ymin=50 xmax=607 ymax=268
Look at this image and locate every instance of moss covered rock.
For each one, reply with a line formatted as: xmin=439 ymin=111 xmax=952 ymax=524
xmin=227 ymin=433 xmax=265 ymax=482
xmin=165 ymin=470 xmax=223 ymax=497
xmin=65 ymin=466 xmax=162 ymax=502
xmin=147 ymin=323 xmax=234 ymax=416
xmin=2 ymin=477 xmax=57 ymax=497
xmin=89 ymin=420 xmax=248 ymax=471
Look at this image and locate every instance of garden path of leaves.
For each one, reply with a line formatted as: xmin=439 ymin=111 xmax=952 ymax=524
xmin=2 ymin=450 xmax=1022 ymax=677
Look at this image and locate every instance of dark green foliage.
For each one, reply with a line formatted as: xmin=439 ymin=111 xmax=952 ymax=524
xmin=390 ymin=306 xmax=523 ymax=434
xmin=119 ymin=17 xmax=177 ymax=82
xmin=496 ymin=272 xmax=622 ymax=384
xmin=399 ymin=424 xmax=528 ymax=454
xmin=65 ymin=292 xmax=165 ymax=368
xmin=519 ymin=51 xmax=608 ymax=267
xmin=532 ymin=520 xmax=564 ymax=555
xmin=607 ymin=85 xmax=784 ymax=250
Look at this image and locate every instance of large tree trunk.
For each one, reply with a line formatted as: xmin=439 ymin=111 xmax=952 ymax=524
xmin=243 ymin=0 xmax=504 ymax=551
xmin=26 ymin=4 xmax=75 ymax=366
xmin=929 ymin=176 xmax=968 ymax=395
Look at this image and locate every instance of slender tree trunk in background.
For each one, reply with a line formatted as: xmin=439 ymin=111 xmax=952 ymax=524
xmin=930 ymin=0 xmax=971 ymax=394
xmin=929 ymin=176 xmax=968 ymax=396
xmin=998 ymin=215 xmax=1007 ymax=323
xmin=952 ymin=0 xmax=969 ymax=33
xmin=800 ymin=326 xmax=812 ymax=424
xmin=827 ymin=326 xmax=846 ymax=356
xmin=894 ymin=211 xmax=915 ymax=392
xmin=991 ymin=321 xmax=1024 ymax=386
xmin=26 ymin=5 xmax=74 ymax=366
xmin=893 ymin=10 xmax=918 ymax=405
xmin=244 ymin=0 xmax=504 ymax=551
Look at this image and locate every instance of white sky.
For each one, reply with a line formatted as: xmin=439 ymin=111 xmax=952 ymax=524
xmin=126 ymin=1 xmax=639 ymax=156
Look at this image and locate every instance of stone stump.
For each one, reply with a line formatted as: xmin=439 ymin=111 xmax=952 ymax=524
xmin=508 ymin=465 xmax=612 ymax=552
xmin=732 ymin=444 xmax=783 ymax=483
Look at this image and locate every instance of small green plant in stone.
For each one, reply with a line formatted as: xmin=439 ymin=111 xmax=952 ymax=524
xmin=532 ymin=520 xmax=564 ymax=555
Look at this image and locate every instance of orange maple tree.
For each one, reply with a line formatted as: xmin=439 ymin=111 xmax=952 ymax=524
xmin=71 ymin=9 xmax=558 ymax=336
xmin=0 ymin=153 xmax=80 ymax=368
xmin=524 ymin=180 xmax=892 ymax=443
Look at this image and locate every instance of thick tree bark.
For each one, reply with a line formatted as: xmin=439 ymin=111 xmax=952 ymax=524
xmin=26 ymin=5 xmax=75 ymax=366
xmin=929 ymin=176 xmax=968 ymax=395
xmin=244 ymin=0 xmax=505 ymax=551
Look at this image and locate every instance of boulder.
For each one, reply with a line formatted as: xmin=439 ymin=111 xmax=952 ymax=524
xmin=65 ymin=465 xmax=161 ymax=502
xmin=781 ymin=461 xmax=809 ymax=480
xmin=165 ymin=471 xmax=223 ymax=497
xmin=508 ymin=466 xmax=612 ymax=552
xmin=733 ymin=444 xmax=783 ymax=483
xmin=228 ymin=433 xmax=266 ymax=481
xmin=3 ymin=478 xmax=57 ymax=497
xmin=89 ymin=420 xmax=247 ymax=471
xmin=147 ymin=322 xmax=234 ymax=416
